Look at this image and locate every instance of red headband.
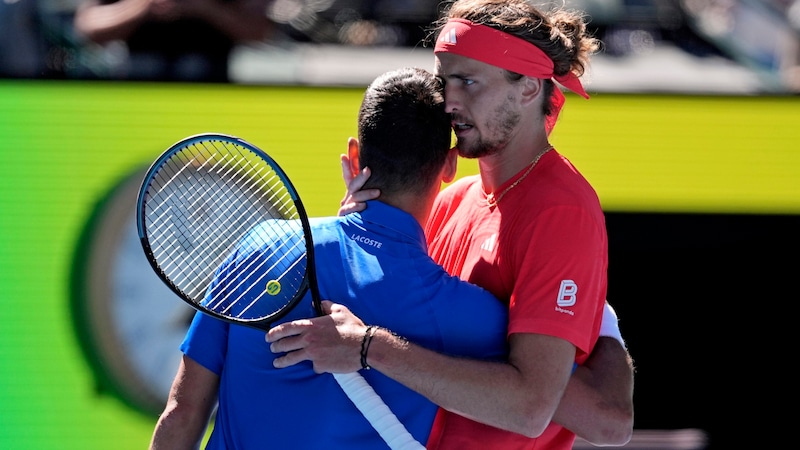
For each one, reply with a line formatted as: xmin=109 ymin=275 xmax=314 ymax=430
xmin=435 ymin=18 xmax=589 ymax=133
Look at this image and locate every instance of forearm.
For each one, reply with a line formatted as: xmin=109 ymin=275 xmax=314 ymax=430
xmin=365 ymin=328 xmax=567 ymax=438
xmin=553 ymin=337 xmax=635 ymax=446
xmin=149 ymin=402 xmax=210 ymax=450
xmin=187 ymin=0 xmax=274 ymax=42
xmin=74 ymin=0 xmax=151 ymax=43
xmin=150 ymin=356 xmax=218 ymax=450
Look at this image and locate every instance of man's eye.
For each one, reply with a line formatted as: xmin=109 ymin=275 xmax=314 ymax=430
xmin=462 ymin=79 xmax=474 ymax=86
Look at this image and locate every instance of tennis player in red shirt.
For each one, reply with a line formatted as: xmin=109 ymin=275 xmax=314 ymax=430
xmin=269 ymin=1 xmax=634 ymax=448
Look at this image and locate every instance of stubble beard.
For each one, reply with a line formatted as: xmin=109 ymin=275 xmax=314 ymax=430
xmin=455 ymin=98 xmax=520 ymax=160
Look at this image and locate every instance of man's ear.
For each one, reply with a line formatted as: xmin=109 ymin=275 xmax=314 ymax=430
xmin=442 ymin=147 xmax=459 ymax=183
xmin=346 ymin=137 xmax=361 ymax=178
xmin=520 ymin=76 xmax=544 ymax=107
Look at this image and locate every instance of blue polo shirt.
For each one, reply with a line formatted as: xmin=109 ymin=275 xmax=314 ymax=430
xmin=182 ymin=201 xmax=508 ymax=449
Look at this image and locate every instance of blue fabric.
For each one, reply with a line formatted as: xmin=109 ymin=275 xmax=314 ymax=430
xmin=182 ymin=201 xmax=509 ymax=449
xmin=200 ymin=219 xmax=309 ymax=321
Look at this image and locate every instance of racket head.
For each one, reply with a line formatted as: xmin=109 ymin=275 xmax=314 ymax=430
xmin=136 ymin=133 xmax=319 ymax=330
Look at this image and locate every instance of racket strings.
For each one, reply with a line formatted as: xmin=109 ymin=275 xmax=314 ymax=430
xmin=143 ymin=138 xmax=308 ymax=316
xmin=146 ymin=152 xmax=248 ymax=298
xmin=139 ymin=134 xmax=421 ymax=449
xmin=207 ymin=223 xmax=308 ymax=317
xmin=202 ymin=140 xmax=297 ymax=219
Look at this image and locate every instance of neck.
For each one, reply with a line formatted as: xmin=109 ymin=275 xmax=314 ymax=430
xmin=479 ymin=139 xmax=552 ymax=193
xmin=381 ymin=190 xmax=437 ymax=228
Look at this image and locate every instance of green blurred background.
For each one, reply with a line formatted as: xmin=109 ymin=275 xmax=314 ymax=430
xmin=0 ymin=80 xmax=798 ymax=449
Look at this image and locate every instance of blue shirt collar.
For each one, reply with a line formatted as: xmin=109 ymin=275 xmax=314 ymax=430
xmin=354 ymin=200 xmax=427 ymax=250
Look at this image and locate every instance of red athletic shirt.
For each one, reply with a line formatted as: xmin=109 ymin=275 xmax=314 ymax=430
xmin=424 ymin=150 xmax=608 ymax=450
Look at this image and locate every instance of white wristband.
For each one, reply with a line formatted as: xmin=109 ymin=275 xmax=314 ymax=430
xmin=599 ymin=301 xmax=626 ymax=347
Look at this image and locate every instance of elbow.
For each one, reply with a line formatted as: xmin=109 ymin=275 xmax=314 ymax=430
xmin=510 ymin=421 xmax=549 ymax=440
xmin=455 ymin=396 xmax=554 ymax=438
xmin=609 ymin=411 xmax=635 ymax=446
xmin=516 ymin=425 xmax=548 ymax=440
xmin=597 ymin=426 xmax=634 ymax=447
xmin=511 ymin=399 xmax=560 ymax=439
xmin=72 ymin=21 xmax=106 ymax=44
xmin=512 ymin=421 xmax=547 ymax=439
xmin=606 ymin=401 xmax=635 ymax=445
xmin=583 ymin=408 xmax=634 ymax=446
xmin=72 ymin=14 xmax=94 ymax=40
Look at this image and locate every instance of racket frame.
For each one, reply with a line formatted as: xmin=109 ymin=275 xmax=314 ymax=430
xmin=136 ymin=133 xmax=322 ymax=331
xmin=136 ymin=133 xmax=423 ymax=450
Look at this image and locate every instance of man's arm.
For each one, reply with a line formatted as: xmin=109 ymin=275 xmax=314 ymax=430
xmin=556 ymin=337 xmax=634 ymax=445
xmin=268 ymin=301 xmax=633 ymax=445
xmin=268 ymin=302 xmax=572 ymax=438
xmin=73 ymin=0 xmax=151 ymax=44
xmin=329 ymin=157 xmax=634 ymax=444
xmin=74 ymin=0 xmax=273 ymax=44
xmin=554 ymin=303 xmax=635 ymax=445
xmin=149 ymin=355 xmax=219 ymax=450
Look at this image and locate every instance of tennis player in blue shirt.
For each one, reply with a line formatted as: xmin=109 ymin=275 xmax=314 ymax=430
xmin=149 ymin=67 xmax=509 ymax=449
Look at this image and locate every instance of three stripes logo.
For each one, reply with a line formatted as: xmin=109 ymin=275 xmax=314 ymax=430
xmin=481 ymin=233 xmax=497 ymax=252
xmin=440 ymin=27 xmax=457 ymax=44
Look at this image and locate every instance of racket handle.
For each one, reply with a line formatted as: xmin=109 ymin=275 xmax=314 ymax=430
xmin=333 ymin=372 xmax=426 ymax=450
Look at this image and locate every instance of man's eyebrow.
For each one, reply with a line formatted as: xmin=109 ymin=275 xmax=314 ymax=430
xmin=442 ymin=72 xmax=469 ymax=80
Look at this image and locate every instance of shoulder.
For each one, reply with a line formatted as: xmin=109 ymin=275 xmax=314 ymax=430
xmin=308 ymin=216 xmax=343 ymax=242
xmin=522 ymin=152 xmax=602 ymax=212
xmin=434 ymin=174 xmax=481 ymax=207
xmin=442 ymin=174 xmax=480 ymax=193
xmin=547 ymin=152 xmax=598 ymax=197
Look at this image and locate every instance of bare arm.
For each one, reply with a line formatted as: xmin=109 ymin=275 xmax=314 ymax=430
xmin=150 ymin=355 xmax=219 ymax=450
xmin=371 ymin=329 xmax=575 ymax=438
xmin=74 ymin=0 xmax=273 ymax=44
xmin=268 ymin=301 xmax=574 ymax=438
xmin=325 ymin=155 xmax=634 ymax=444
xmin=73 ymin=0 xmax=151 ymax=43
xmin=179 ymin=0 xmax=275 ymax=42
xmin=268 ymin=301 xmax=633 ymax=445
xmin=555 ymin=337 xmax=634 ymax=445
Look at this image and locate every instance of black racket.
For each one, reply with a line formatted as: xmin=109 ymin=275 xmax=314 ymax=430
xmin=136 ymin=133 xmax=423 ymax=450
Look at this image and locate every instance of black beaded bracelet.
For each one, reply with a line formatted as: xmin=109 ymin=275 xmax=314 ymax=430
xmin=360 ymin=325 xmax=378 ymax=370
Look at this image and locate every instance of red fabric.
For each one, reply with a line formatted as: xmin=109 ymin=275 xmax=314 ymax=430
xmin=424 ymin=150 xmax=607 ymax=449
xmin=546 ymin=90 xmax=565 ymax=136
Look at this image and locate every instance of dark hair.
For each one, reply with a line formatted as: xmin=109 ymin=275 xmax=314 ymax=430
xmin=428 ymin=0 xmax=600 ymax=116
xmin=357 ymin=67 xmax=452 ymax=197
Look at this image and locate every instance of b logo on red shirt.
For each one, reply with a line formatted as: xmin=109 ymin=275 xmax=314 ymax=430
xmin=557 ymin=280 xmax=577 ymax=307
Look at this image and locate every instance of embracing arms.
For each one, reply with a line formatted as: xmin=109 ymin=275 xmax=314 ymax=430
xmin=267 ymin=301 xmax=634 ymax=445
xmin=266 ymin=158 xmax=635 ymax=445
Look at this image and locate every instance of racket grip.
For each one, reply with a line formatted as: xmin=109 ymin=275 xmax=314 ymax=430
xmin=333 ymin=372 xmax=426 ymax=450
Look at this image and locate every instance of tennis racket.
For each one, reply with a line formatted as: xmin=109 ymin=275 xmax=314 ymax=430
xmin=136 ymin=133 xmax=424 ymax=450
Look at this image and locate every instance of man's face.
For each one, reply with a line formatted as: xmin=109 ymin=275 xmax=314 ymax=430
xmin=434 ymin=53 xmax=523 ymax=159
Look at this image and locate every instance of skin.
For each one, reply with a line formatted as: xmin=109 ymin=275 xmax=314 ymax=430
xmin=437 ymin=52 xmax=553 ymax=191
xmin=74 ymin=0 xmax=273 ymax=45
xmin=149 ymin=355 xmax=218 ymax=449
xmin=268 ymin=52 xmax=634 ymax=445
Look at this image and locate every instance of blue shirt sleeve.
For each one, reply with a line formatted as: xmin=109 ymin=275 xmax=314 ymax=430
xmin=180 ymin=310 xmax=229 ymax=375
